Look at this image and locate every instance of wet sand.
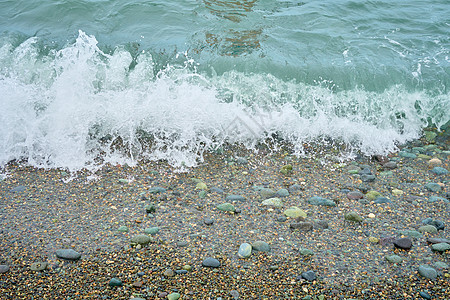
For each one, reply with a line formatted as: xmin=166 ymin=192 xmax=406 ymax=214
xmin=0 ymin=135 xmax=449 ymax=299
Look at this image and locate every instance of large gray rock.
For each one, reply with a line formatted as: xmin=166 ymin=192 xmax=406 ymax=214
xmin=418 ymin=265 xmax=437 ymax=280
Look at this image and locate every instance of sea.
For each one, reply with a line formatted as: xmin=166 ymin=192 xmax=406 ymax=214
xmin=0 ymin=0 xmax=449 ymax=172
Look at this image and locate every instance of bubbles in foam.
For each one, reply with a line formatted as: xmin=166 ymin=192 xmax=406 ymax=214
xmin=0 ymin=31 xmax=448 ymax=172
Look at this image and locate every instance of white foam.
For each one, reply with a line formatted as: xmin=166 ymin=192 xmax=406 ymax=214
xmin=0 ymin=31 xmax=448 ymax=172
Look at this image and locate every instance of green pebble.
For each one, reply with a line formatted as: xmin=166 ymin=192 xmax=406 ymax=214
xmin=366 ymin=191 xmax=382 ymax=201
xmin=117 ymin=226 xmax=129 ymax=232
xmin=345 ymin=212 xmax=363 ymax=222
xmin=196 ymin=182 xmax=207 ymax=190
xmin=217 ymin=202 xmax=235 ymax=212
xmin=198 ymin=190 xmax=207 ymax=198
xmin=167 ymin=292 xmax=181 ymax=300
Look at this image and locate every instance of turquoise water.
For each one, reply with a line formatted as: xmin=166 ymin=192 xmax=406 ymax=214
xmin=0 ymin=0 xmax=449 ymax=170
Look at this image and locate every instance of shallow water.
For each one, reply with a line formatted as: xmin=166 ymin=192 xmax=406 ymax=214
xmin=0 ymin=0 xmax=449 ymax=170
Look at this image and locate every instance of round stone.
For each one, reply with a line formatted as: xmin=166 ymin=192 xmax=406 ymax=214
xmin=308 ymin=196 xmax=336 ymax=206
xmin=347 ymin=191 xmax=363 ymax=200
xmin=202 ymin=257 xmax=220 ymax=268
xmin=204 ymin=218 xmax=214 ymax=225
xmin=0 ymin=265 xmax=10 ymax=273
xmin=284 ymin=206 xmax=307 ymax=218
xmin=108 ymin=277 xmax=123 ymax=287
xmin=430 ymin=167 xmax=448 ymax=175
xmin=117 ymin=225 xmax=129 ymax=232
xmin=385 ymin=254 xmax=403 ymax=264
xmin=301 ymin=270 xmax=317 ymax=281
xmin=144 ymin=227 xmax=160 ymax=235
xmin=344 ymin=212 xmax=363 ymax=222
xmin=238 ymin=243 xmax=252 ymax=258
xmin=131 ymin=234 xmax=152 ymax=245
xmin=167 ymin=293 xmax=181 ymax=300
xmin=366 ymin=191 xmax=382 ymax=201
xmin=55 ymin=249 xmax=81 ymax=261
xmin=262 ymin=197 xmax=283 ymax=208
xmin=419 ymin=291 xmax=431 ymax=300
xmin=252 ymin=241 xmax=271 ymax=252
xmin=275 ymin=189 xmax=290 ymax=197
xmin=260 ymin=188 xmax=276 ymax=199
xmin=217 ymin=202 xmax=235 ymax=212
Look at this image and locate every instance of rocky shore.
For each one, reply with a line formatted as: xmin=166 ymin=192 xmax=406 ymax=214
xmin=0 ymin=129 xmax=449 ymax=299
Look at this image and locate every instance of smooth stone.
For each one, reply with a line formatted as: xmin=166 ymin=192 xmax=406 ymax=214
xmin=427 ymin=196 xmax=449 ymax=203
xmin=202 ymin=257 xmax=220 ymax=268
xmin=217 ymin=202 xmax=235 ymax=212
xmin=418 ymin=225 xmax=438 ymax=234
xmin=373 ymin=197 xmax=392 ymax=204
xmin=226 ymin=194 xmax=246 ymax=201
xmin=434 ymin=261 xmax=448 ymax=269
xmin=424 ymin=131 xmax=437 ymax=142
xmin=345 ymin=212 xmax=363 ymax=222
xmin=238 ymin=243 xmax=252 ymax=258
xmin=425 ymin=183 xmax=442 ymax=193
xmin=383 ymin=161 xmax=397 ymax=169
xmin=299 ymin=248 xmax=314 ymax=256
xmin=280 ymin=164 xmax=293 ymax=175
xmin=195 ymin=182 xmax=207 ymax=190
xmin=176 ymin=241 xmax=189 ymax=247
xmin=418 ymin=154 xmax=432 ymax=159
xmin=366 ymin=191 xmax=382 ymax=201
xmin=398 ymin=230 xmax=422 ymax=238
xmin=204 ymin=218 xmax=214 ymax=225
xmin=429 ymin=220 xmax=445 ymax=231
xmin=261 ymin=197 xmax=283 ymax=208
xmin=427 ymin=238 xmax=450 ymax=244
xmin=418 ymin=265 xmax=437 ymax=280
xmin=394 ymin=238 xmax=412 ymax=250
xmin=315 ymin=220 xmax=329 ymax=229
xmin=210 ymin=187 xmax=224 ymax=194
xmin=392 ymin=189 xmax=404 ymax=196
xmin=55 ymin=249 xmax=81 ymax=261
xmin=148 ymin=186 xmax=166 ymax=193
xmin=361 ymin=174 xmax=376 ymax=182
xmin=144 ymin=227 xmax=160 ymax=235
xmin=252 ymin=241 xmax=271 ymax=252
xmin=10 ymin=186 xmax=26 ymax=192
xmin=30 ymin=262 xmax=48 ymax=271
xmin=430 ymin=167 xmax=448 ymax=175
xmin=308 ymin=196 xmax=336 ymax=206
xmin=163 ymin=269 xmax=175 ymax=277
xmin=131 ymin=234 xmax=152 ymax=245
xmin=275 ymin=189 xmax=290 ymax=197
xmin=369 ymin=237 xmax=379 ymax=243
xmin=289 ymin=184 xmax=303 ymax=192
xmin=145 ymin=203 xmax=156 ymax=213
xmin=183 ymin=264 xmax=192 ymax=271
xmin=260 ymin=188 xmax=276 ymax=199
xmin=168 ymin=293 xmax=181 ymax=300
xmin=428 ymin=158 xmax=442 ymax=167
xmin=431 ymin=243 xmax=450 ymax=252
xmin=359 ymin=168 xmax=372 ymax=175
xmin=108 ymin=278 xmax=123 ymax=287
xmin=117 ymin=225 xmax=129 ymax=232
xmin=0 ymin=265 xmax=9 ymax=273
xmin=385 ymin=254 xmax=403 ymax=263
xmin=198 ymin=190 xmax=207 ymax=198
xmin=347 ymin=191 xmax=363 ymax=200
xmin=284 ymin=207 xmax=307 ymax=218
xmin=290 ymin=222 xmax=314 ymax=231
xmin=276 ymin=215 xmax=287 ymax=222
xmin=419 ymin=291 xmax=431 ymax=300
xmin=399 ymin=151 xmax=417 ymax=158
xmin=301 ymin=270 xmax=317 ymax=281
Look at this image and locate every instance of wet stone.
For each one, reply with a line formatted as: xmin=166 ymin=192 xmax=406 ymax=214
xmin=308 ymin=196 xmax=336 ymax=206
xmin=373 ymin=197 xmax=392 ymax=204
xmin=394 ymin=238 xmax=412 ymax=250
xmin=418 ymin=225 xmax=438 ymax=234
xmin=284 ymin=207 xmax=307 ymax=218
xmin=275 ymin=188 xmax=290 ymax=197
xmin=361 ymin=174 xmax=376 ymax=182
xmin=383 ymin=161 xmax=397 ymax=169
xmin=210 ymin=187 xmax=224 ymax=194
xmin=204 ymin=218 xmax=214 ymax=225
xmin=425 ymin=183 xmax=442 ymax=193
xmin=345 ymin=212 xmax=362 ymax=222
xmin=108 ymin=278 xmax=123 ymax=287
xmin=427 ymin=238 xmax=450 ymax=244
xmin=226 ymin=194 xmax=246 ymax=201
xmin=55 ymin=249 xmax=81 ymax=261
xmin=430 ymin=167 xmax=448 ymax=175
xmin=419 ymin=291 xmax=431 ymax=300
xmin=144 ymin=227 xmax=160 ymax=235
xmin=0 ymin=265 xmax=10 ymax=273
xmin=418 ymin=265 xmax=437 ymax=280
xmin=427 ymin=196 xmax=449 ymax=203
xmin=217 ymin=202 xmax=236 ymax=212
xmin=238 ymin=243 xmax=252 ymax=258
xmin=347 ymin=191 xmax=363 ymax=200
xmin=431 ymin=243 xmax=450 ymax=252
xmin=30 ymin=262 xmax=48 ymax=271
xmin=290 ymin=222 xmax=314 ymax=231
xmin=252 ymin=241 xmax=271 ymax=252
xmin=385 ymin=254 xmax=403 ymax=264
xmin=131 ymin=234 xmax=152 ymax=245
xmin=202 ymin=257 xmax=220 ymax=268
xmin=260 ymin=188 xmax=276 ymax=199
xmin=301 ymin=270 xmax=317 ymax=281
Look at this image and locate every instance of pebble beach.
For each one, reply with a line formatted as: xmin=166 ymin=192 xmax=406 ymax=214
xmin=1 ymin=130 xmax=449 ymax=299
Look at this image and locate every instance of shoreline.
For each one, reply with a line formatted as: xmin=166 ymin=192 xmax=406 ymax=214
xmin=0 ymin=132 xmax=449 ymax=299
